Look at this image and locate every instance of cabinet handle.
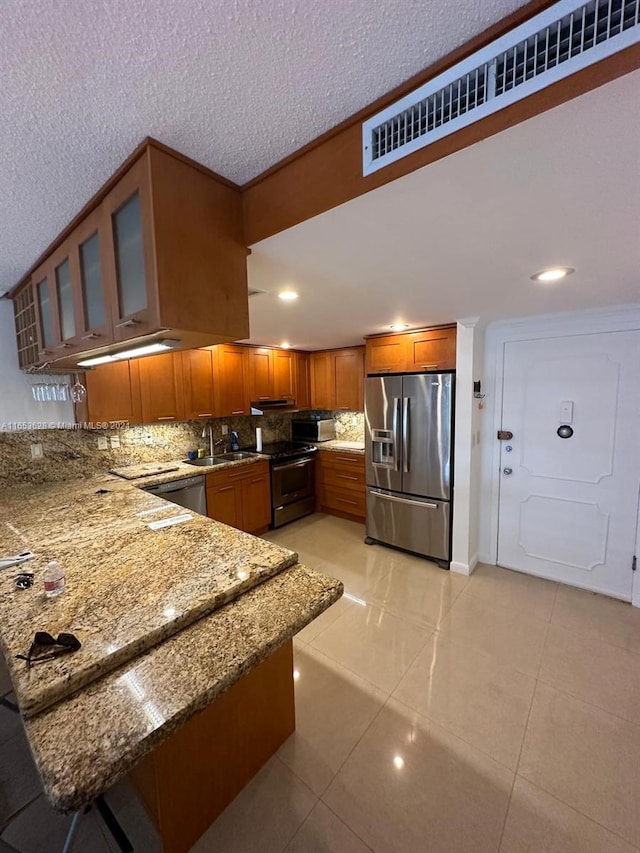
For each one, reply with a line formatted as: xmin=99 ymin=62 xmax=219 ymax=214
xmin=56 ymin=343 xmax=72 ymax=349
xmin=157 ymin=416 xmax=175 ymax=421
xmin=198 ymin=413 xmax=213 ymax=418
xmin=231 ymin=410 xmax=244 ymax=415
xmin=335 ymin=456 xmax=360 ymax=463
xmin=249 ymin=478 xmax=264 ymax=484
xmin=218 ymin=486 xmax=234 ymax=493
xmin=421 ymin=363 xmax=439 ymax=369
xmin=336 ymin=497 xmax=358 ymax=506
xmin=81 ymin=332 xmax=101 ymax=340
xmin=116 ymin=319 xmax=141 ymax=328
xmin=258 ymin=396 xmax=270 ymax=400
xmin=337 ymin=475 xmax=358 ymax=481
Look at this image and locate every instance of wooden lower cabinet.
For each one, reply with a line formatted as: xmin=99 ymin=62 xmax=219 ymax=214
xmin=206 ymin=462 xmax=271 ymax=534
xmin=129 ymin=640 xmax=295 ymax=853
xmin=316 ymin=450 xmax=366 ymax=523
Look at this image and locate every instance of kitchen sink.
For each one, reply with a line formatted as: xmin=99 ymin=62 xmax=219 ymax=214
xmin=184 ymin=456 xmax=227 ymax=467
xmin=217 ymin=451 xmax=259 ymax=461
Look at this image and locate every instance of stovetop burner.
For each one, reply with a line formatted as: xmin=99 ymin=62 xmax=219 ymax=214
xmin=255 ymin=441 xmax=317 ymax=461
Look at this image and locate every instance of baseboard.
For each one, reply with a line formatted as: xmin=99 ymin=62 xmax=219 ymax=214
xmin=477 ymin=551 xmax=496 ymax=566
xmin=450 ymin=553 xmax=479 ymax=576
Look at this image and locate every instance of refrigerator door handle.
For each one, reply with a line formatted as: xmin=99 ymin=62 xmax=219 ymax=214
xmin=402 ymin=397 xmax=410 ymax=473
xmin=392 ymin=397 xmax=400 ymax=472
xmin=369 ymin=489 xmax=438 ymax=509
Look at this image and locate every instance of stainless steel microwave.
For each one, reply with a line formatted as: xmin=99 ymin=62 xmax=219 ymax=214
xmin=291 ymin=418 xmax=336 ymax=442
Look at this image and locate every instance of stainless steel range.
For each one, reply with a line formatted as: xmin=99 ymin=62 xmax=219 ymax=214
xmin=256 ymin=442 xmax=317 ymax=528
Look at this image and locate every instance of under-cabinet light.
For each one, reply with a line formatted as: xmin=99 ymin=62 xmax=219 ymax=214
xmin=78 ymin=340 xmax=180 ymax=368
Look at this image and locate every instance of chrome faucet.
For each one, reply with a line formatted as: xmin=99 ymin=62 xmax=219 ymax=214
xmin=201 ymin=424 xmax=214 ymax=458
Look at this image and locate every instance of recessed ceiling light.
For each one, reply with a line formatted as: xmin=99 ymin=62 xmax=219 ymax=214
xmin=278 ymin=290 xmax=298 ymax=301
xmin=530 ymin=267 xmax=574 ymax=282
xmin=281 ymin=341 xmax=291 ymax=349
xmin=390 ymin=323 xmax=410 ymax=331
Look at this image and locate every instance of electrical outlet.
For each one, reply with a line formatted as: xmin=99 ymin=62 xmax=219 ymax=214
xmin=221 ymin=424 xmax=228 ymax=436
xmin=144 ymin=434 xmax=153 ymax=446
xmin=30 ymin=443 xmax=43 ymax=459
xmin=97 ymin=436 xmax=109 ymax=451
xmin=351 ymin=416 xmax=357 ymax=426
xmin=110 ymin=435 xmax=120 ymax=449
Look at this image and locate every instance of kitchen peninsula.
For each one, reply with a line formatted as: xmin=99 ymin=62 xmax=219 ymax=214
xmin=0 ymin=459 xmax=342 ymax=852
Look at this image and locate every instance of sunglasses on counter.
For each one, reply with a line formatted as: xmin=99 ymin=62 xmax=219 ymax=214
xmin=15 ymin=631 xmax=81 ymax=667
xmin=15 ymin=572 xmax=34 ymax=590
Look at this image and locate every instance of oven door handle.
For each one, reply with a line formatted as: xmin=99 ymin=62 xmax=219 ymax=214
xmin=272 ymin=458 xmax=314 ymax=472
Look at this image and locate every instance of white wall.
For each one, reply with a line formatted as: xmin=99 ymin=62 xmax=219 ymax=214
xmin=451 ymin=318 xmax=480 ymax=575
xmin=0 ymin=299 xmax=74 ymax=428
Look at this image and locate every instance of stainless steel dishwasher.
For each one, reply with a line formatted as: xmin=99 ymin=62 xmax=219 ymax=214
xmin=143 ymin=475 xmax=207 ymax=516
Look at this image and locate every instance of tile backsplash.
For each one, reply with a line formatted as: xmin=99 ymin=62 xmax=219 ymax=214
xmin=0 ymin=410 xmax=365 ymax=486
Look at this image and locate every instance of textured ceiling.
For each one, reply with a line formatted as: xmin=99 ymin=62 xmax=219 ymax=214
xmin=0 ymin=0 xmax=526 ymax=293
xmin=246 ymin=70 xmax=640 ymax=349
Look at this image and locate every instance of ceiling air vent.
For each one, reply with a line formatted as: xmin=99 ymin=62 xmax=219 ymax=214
xmin=362 ymin=0 xmax=640 ymax=175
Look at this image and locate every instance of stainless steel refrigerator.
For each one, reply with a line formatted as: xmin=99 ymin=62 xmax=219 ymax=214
xmin=365 ymin=373 xmax=453 ymax=566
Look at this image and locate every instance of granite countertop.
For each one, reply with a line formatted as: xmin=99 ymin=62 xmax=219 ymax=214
xmin=25 ymin=563 xmax=343 ymax=812
xmin=315 ymin=440 xmax=365 ymax=455
xmin=110 ymin=452 xmax=270 ymax=487
xmin=0 ymin=463 xmax=295 ymax=718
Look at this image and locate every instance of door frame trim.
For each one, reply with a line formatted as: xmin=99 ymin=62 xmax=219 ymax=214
xmin=479 ymin=303 xmax=640 ymax=605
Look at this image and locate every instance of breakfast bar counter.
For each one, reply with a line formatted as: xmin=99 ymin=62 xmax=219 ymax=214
xmin=0 ymin=469 xmax=342 ymax=852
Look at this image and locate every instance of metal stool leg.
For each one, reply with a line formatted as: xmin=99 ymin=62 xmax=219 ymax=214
xmin=61 ymin=812 xmax=81 ymax=853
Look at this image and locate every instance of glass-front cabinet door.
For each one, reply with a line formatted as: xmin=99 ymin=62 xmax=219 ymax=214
xmin=73 ymin=206 xmax=113 ymax=344
xmin=32 ymin=262 xmax=55 ymax=363
xmin=103 ymin=153 xmax=158 ymax=342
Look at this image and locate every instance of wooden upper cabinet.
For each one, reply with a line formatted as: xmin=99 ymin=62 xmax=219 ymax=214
xmin=333 ymin=348 xmax=364 ymax=410
xmin=273 ymin=349 xmax=295 ymax=399
xmin=182 ymin=348 xmax=216 ymax=420
xmin=248 ymin=347 xmax=275 ymax=402
xmin=138 ymin=351 xmax=185 ymax=423
xmin=294 ymin=352 xmax=310 ymax=410
xmin=311 ymin=347 xmax=365 ymax=411
xmin=405 ymin=327 xmax=456 ymax=372
xmin=365 ymin=334 xmax=408 ymax=374
xmin=85 ymin=361 xmax=142 ymax=426
xmin=310 ymin=352 xmax=333 ymax=409
xmin=216 ymin=344 xmax=249 ymax=416
xmin=365 ymin=326 xmax=457 ymax=374
xmin=103 ymin=154 xmax=158 ymax=343
xmin=9 ymin=139 xmax=249 ymax=369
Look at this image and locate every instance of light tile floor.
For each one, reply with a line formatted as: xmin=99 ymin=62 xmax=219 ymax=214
xmin=2 ymin=512 xmax=640 ymax=852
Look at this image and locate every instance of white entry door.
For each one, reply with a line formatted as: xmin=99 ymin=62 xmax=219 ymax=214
xmin=497 ymin=330 xmax=640 ymax=600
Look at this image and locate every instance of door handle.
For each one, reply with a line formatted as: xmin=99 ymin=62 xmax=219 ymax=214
xmin=503 ymin=468 xmax=513 ymax=475
xmin=392 ymin=397 xmax=400 ymax=472
xmin=402 ymin=397 xmax=410 ymax=473
xmin=369 ymin=489 xmax=437 ymax=509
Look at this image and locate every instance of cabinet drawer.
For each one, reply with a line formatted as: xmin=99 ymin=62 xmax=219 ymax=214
xmin=319 ymin=466 xmax=365 ymax=491
xmin=319 ymin=452 xmax=365 ymax=472
xmin=319 ymin=485 xmax=366 ymax=518
xmin=206 ymin=460 xmax=269 ymax=488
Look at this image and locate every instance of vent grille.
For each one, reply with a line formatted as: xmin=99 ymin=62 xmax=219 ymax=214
xmin=363 ymin=0 xmax=640 ymax=174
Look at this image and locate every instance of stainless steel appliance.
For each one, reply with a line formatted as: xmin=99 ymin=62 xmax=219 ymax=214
xmin=143 ymin=475 xmax=207 ymax=516
xmin=256 ymin=441 xmax=318 ymax=528
xmin=365 ymin=373 xmax=453 ymax=566
xmin=291 ymin=418 xmax=336 ymax=443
